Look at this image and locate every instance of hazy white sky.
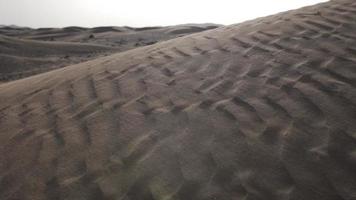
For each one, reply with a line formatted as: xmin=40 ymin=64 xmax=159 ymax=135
xmin=0 ymin=0 xmax=327 ymax=28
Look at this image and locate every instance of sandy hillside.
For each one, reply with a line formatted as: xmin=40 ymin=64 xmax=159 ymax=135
xmin=0 ymin=24 xmax=220 ymax=81
xmin=1 ymin=0 xmax=356 ymax=199
xmin=0 ymin=24 xmax=221 ymax=48
xmin=0 ymin=35 xmax=117 ymax=81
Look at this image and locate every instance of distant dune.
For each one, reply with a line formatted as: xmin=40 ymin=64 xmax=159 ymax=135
xmin=0 ymin=24 xmax=220 ymax=81
xmin=1 ymin=0 xmax=356 ymax=200
xmin=0 ymin=35 xmax=116 ymax=81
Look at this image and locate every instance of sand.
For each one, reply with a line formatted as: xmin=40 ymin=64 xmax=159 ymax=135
xmin=0 ymin=24 xmax=220 ymax=81
xmin=1 ymin=0 xmax=356 ymax=199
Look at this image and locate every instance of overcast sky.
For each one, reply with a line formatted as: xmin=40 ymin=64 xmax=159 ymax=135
xmin=0 ymin=0 xmax=327 ymax=28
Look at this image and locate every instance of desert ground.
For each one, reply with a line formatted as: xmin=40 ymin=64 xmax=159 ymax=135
xmin=1 ymin=0 xmax=356 ymax=199
xmin=0 ymin=24 xmax=220 ymax=81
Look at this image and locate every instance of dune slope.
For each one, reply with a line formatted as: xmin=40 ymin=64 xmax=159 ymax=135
xmin=0 ymin=35 xmax=116 ymax=81
xmin=0 ymin=24 xmax=221 ymax=48
xmin=0 ymin=24 xmax=220 ymax=81
xmin=1 ymin=0 xmax=356 ymax=199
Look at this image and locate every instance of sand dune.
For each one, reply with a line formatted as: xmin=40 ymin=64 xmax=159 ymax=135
xmin=0 ymin=35 xmax=116 ymax=81
xmin=0 ymin=24 xmax=220 ymax=81
xmin=1 ymin=0 xmax=356 ymax=199
xmin=0 ymin=24 xmax=221 ymax=48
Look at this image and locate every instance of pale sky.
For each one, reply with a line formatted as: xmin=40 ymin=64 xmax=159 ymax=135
xmin=0 ymin=0 xmax=328 ymax=28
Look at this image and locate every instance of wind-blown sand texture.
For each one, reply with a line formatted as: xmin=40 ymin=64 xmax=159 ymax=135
xmin=0 ymin=24 xmax=220 ymax=81
xmin=0 ymin=35 xmax=116 ymax=81
xmin=1 ymin=0 xmax=356 ymax=199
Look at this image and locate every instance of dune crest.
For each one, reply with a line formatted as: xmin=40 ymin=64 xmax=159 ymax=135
xmin=0 ymin=24 xmax=220 ymax=81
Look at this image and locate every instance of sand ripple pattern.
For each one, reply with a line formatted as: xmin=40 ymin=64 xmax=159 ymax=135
xmin=1 ymin=0 xmax=356 ymax=199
